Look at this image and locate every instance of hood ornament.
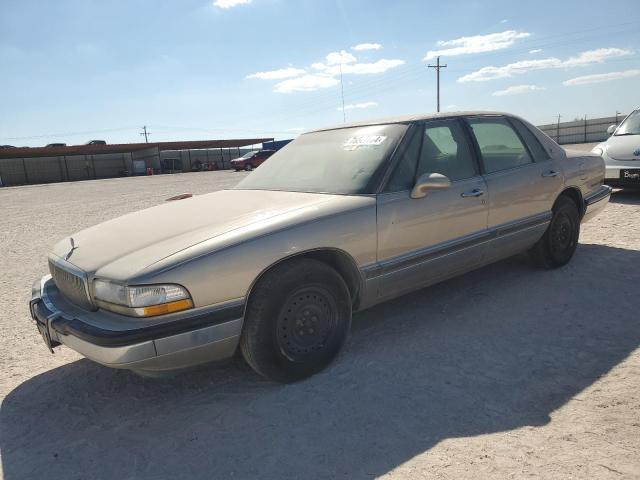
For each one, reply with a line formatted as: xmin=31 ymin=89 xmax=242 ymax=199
xmin=633 ymin=148 xmax=640 ymax=157
xmin=65 ymin=237 xmax=78 ymax=261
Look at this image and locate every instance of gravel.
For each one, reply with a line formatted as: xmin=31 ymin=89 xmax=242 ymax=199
xmin=0 ymin=171 xmax=638 ymax=480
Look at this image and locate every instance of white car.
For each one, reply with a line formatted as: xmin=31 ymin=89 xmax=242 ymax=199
xmin=592 ymin=109 xmax=640 ymax=188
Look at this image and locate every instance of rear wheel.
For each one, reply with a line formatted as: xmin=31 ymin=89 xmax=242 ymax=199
xmin=529 ymin=196 xmax=580 ymax=268
xmin=240 ymin=258 xmax=352 ymax=382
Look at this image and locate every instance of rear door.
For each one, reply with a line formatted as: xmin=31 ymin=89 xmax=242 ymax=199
xmin=465 ymin=116 xmax=562 ymax=260
xmin=375 ymin=119 xmax=489 ymax=300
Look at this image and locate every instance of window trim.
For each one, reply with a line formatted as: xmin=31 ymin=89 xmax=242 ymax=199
xmin=463 ymin=115 xmax=536 ymax=176
xmin=371 ymin=123 xmax=417 ymax=194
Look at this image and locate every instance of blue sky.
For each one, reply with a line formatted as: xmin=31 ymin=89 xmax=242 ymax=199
xmin=1 ymin=0 xmax=639 ymax=146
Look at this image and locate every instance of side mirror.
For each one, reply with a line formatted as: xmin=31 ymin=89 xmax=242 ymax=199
xmin=411 ymin=173 xmax=451 ymax=199
xmin=607 ymin=124 xmax=617 ymax=136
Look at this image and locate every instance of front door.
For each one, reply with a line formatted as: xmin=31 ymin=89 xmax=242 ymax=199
xmin=375 ymin=119 xmax=489 ymax=300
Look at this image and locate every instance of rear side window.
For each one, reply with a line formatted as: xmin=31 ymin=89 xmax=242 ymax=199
xmin=468 ymin=117 xmax=533 ymax=174
xmin=417 ymin=120 xmax=477 ymax=181
xmin=509 ymin=118 xmax=549 ymax=161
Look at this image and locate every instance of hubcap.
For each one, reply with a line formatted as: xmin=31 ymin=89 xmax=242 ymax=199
xmin=550 ymin=212 xmax=574 ymax=255
xmin=276 ymin=286 xmax=337 ymax=360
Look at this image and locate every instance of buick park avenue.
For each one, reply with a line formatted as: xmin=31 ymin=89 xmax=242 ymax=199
xmin=30 ymin=112 xmax=610 ymax=382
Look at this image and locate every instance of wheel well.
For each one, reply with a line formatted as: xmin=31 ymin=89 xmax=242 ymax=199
xmin=556 ymin=187 xmax=584 ymax=218
xmin=247 ymin=249 xmax=363 ymax=310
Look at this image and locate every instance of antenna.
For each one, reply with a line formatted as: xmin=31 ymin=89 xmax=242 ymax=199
xmin=339 ymin=63 xmax=346 ymax=123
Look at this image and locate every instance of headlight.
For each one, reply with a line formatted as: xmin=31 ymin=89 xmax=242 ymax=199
xmin=93 ymin=280 xmax=193 ymax=317
xmin=591 ymin=146 xmax=604 ymax=156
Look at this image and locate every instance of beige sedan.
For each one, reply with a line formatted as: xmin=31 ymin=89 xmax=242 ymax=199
xmin=30 ymin=112 xmax=611 ymax=382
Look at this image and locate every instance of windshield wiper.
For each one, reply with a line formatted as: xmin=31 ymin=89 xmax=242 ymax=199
xmin=614 ymin=132 xmax=639 ymax=136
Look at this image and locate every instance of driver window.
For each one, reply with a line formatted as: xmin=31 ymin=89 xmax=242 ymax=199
xmin=416 ymin=120 xmax=477 ymax=181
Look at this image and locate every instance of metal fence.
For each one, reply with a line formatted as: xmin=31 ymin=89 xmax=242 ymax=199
xmin=537 ymin=114 xmax=627 ymax=145
xmin=0 ymin=147 xmax=258 ymax=187
xmin=0 ymin=153 xmax=129 ymax=187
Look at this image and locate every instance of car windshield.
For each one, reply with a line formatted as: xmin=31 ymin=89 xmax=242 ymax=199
xmin=240 ymin=151 xmax=258 ymax=159
xmin=234 ymin=124 xmax=408 ymax=194
xmin=615 ymin=110 xmax=640 ymax=136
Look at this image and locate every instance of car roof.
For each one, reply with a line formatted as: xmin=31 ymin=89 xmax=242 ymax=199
xmin=308 ymin=111 xmax=516 ymax=133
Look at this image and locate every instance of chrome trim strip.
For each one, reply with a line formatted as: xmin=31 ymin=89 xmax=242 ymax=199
xmin=364 ymin=211 xmax=552 ymax=279
xmin=584 ymin=185 xmax=612 ymax=206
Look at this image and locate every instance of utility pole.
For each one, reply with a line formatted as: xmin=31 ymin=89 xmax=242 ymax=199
xmin=427 ymin=56 xmax=447 ymax=112
xmin=556 ymin=114 xmax=562 ymax=143
xmin=140 ymin=126 xmax=150 ymax=143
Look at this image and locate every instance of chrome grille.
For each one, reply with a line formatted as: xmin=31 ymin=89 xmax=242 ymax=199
xmin=48 ymin=259 xmax=94 ymax=310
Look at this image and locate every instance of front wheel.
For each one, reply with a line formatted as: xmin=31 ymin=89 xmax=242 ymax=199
xmin=529 ymin=196 xmax=580 ymax=268
xmin=240 ymin=258 xmax=352 ymax=383
xmin=244 ymin=164 xmax=253 ymax=171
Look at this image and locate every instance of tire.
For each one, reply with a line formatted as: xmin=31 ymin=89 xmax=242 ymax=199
xmin=244 ymin=164 xmax=253 ymax=171
xmin=529 ymin=196 xmax=580 ymax=269
xmin=240 ymin=258 xmax=352 ymax=383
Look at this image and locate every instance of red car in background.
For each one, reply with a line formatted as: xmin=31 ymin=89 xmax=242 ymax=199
xmin=230 ymin=149 xmax=275 ymax=171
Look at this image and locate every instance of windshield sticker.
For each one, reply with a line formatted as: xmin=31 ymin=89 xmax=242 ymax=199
xmin=343 ymin=135 xmax=387 ymax=151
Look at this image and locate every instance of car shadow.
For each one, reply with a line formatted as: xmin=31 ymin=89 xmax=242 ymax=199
xmin=2 ymin=244 xmax=639 ymax=480
xmin=610 ymin=188 xmax=640 ymax=205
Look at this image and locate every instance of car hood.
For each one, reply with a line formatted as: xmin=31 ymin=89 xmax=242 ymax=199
xmin=51 ymin=189 xmax=359 ymax=280
xmin=604 ymin=135 xmax=640 ymax=161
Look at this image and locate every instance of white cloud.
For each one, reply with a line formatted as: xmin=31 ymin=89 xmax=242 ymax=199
xmin=252 ymin=49 xmax=404 ymax=93
xmin=338 ymin=101 xmax=378 ymax=111
xmin=246 ymin=67 xmax=306 ymax=80
xmin=459 ymin=58 xmax=561 ymax=82
xmin=286 ymin=127 xmax=306 ymax=132
xmin=329 ymin=59 xmax=405 ymax=75
xmin=424 ymin=30 xmax=530 ymax=60
xmin=213 ymin=0 xmax=251 ymax=8
xmin=492 ymin=84 xmax=546 ymax=96
xmin=529 ymin=49 xmax=543 ymax=54
xmin=563 ymin=47 xmax=632 ymax=66
xmin=458 ymin=47 xmax=635 ymax=82
xmin=352 ymin=43 xmax=382 ymax=51
xmin=563 ymin=69 xmax=640 ymax=86
xmin=325 ymin=50 xmax=357 ymax=65
xmin=274 ymin=74 xmax=339 ymax=93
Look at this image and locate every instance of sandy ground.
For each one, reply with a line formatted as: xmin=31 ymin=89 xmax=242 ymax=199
xmin=0 ymin=170 xmax=639 ymax=480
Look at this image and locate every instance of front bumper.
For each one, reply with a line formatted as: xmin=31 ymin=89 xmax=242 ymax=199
xmin=604 ymin=158 xmax=640 ymax=187
xmin=582 ymin=185 xmax=612 ymax=223
xmin=29 ymin=275 xmax=244 ymax=372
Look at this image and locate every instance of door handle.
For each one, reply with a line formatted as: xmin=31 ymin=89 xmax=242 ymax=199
xmin=461 ymin=188 xmax=484 ymax=198
xmin=542 ymin=170 xmax=559 ymax=178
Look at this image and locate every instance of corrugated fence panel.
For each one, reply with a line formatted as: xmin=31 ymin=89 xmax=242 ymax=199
xmin=0 ymin=159 xmax=28 ymax=186
xmin=64 ymin=155 xmax=91 ymax=181
xmin=24 ymin=156 xmax=64 ymax=184
xmin=93 ymin=154 xmax=126 ymax=178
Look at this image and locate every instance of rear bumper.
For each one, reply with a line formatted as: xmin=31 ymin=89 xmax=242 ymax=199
xmin=29 ymin=276 xmax=243 ymax=372
xmin=582 ymin=185 xmax=612 ymax=223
